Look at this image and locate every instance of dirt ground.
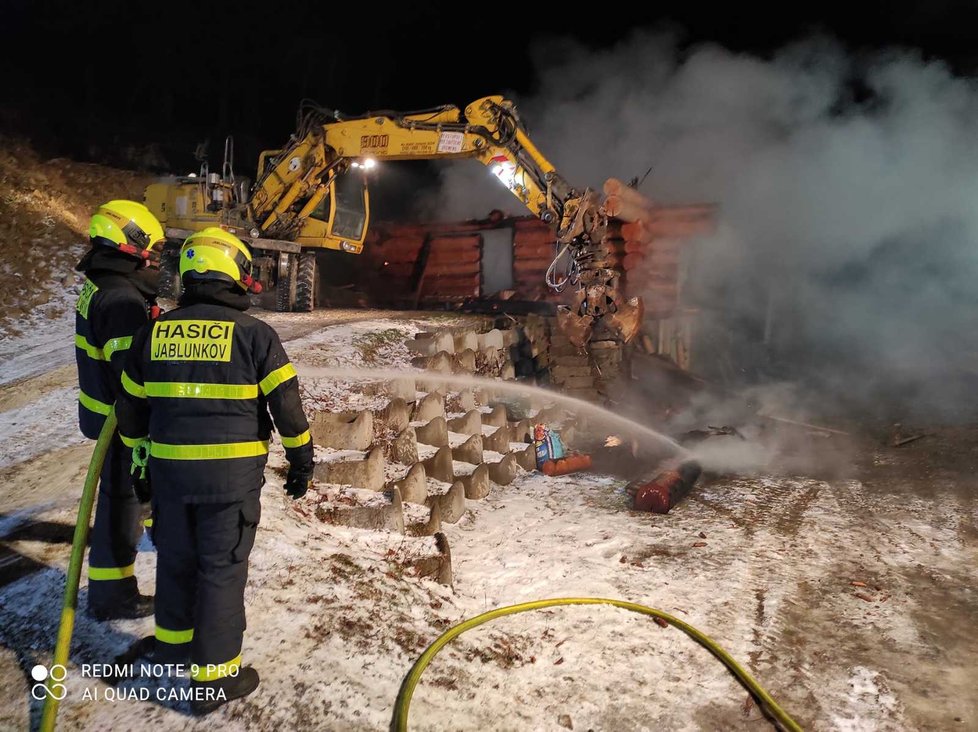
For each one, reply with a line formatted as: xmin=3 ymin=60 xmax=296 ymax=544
xmin=698 ymin=425 xmax=978 ymax=730
xmin=0 ymin=308 xmax=975 ymax=730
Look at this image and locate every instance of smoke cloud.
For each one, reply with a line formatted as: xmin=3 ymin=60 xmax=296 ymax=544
xmin=434 ymin=32 xmax=978 ymax=421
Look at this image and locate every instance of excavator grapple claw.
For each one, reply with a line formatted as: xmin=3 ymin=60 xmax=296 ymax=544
xmin=556 ymin=305 xmax=594 ymax=350
xmin=605 ymin=296 xmax=644 ymax=344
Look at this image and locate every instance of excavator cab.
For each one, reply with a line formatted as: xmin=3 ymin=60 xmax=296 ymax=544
xmin=293 ymin=167 xmax=369 ymax=253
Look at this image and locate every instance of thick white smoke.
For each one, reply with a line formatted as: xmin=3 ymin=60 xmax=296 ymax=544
xmin=435 ymin=32 xmax=978 ymax=419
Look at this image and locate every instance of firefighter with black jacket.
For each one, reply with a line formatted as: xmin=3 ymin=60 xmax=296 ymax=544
xmin=116 ymin=227 xmax=314 ymax=714
xmin=75 ymin=200 xmax=164 ymax=620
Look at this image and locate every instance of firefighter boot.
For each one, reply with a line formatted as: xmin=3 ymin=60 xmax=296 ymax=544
xmin=191 ymin=667 xmax=260 ymax=715
xmin=87 ymin=579 xmax=154 ymax=621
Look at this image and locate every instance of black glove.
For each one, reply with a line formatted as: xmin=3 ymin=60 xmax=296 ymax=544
xmin=130 ymin=440 xmax=152 ymax=504
xmin=284 ymin=463 xmax=313 ymax=500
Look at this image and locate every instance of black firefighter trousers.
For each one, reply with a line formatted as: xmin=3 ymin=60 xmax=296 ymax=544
xmin=88 ymin=435 xmax=142 ymax=607
xmin=151 ymin=490 xmax=261 ymax=673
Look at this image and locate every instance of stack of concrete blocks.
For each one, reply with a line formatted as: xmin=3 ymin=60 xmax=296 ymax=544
xmin=306 ymin=324 xmax=549 ymax=586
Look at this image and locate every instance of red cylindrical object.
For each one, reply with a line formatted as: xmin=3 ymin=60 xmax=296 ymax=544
xmin=541 ymin=453 xmax=593 ymax=476
xmin=632 ymin=460 xmax=702 ymax=513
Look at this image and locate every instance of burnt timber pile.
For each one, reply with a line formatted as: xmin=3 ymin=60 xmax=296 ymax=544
xmin=353 ymin=182 xmax=714 ymax=401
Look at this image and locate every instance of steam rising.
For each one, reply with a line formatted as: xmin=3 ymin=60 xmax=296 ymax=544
xmin=436 ymin=33 xmax=978 ymax=420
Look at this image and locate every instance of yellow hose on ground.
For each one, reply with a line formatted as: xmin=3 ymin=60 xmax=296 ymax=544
xmin=390 ymin=597 xmax=803 ymax=732
xmin=40 ymin=409 xmax=117 ymax=732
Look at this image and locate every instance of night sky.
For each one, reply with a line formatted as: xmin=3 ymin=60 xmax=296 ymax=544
xmin=2 ymin=0 xmax=977 ymax=173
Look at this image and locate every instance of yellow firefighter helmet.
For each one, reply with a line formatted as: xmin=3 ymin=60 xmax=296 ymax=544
xmin=179 ymin=227 xmax=262 ymax=293
xmin=89 ymin=200 xmax=165 ymax=260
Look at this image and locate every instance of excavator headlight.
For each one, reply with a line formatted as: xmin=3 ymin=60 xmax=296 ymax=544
xmin=491 ymin=159 xmax=517 ymax=189
xmin=340 ymin=241 xmax=359 ymax=253
xmin=352 ymin=158 xmax=377 ymax=171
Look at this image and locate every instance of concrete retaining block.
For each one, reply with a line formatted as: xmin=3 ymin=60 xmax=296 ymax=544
xmin=408 ymin=531 xmax=453 ymax=586
xmin=421 ymin=351 xmax=454 ymax=373
xmin=484 ymin=405 xmax=509 ymax=428
xmin=458 ymin=390 xmax=478 ymax=410
xmin=314 ymin=447 xmax=385 ymax=491
xmin=316 ymin=487 xmax=404 ymax=533
xmin=407 ymin=331 xmax=454 ymax=356
xmin=392 ymin=426 xmax=419 ymax=464
xmin=387 ymin=378 xmax=417 ymax=401
xmin=447 ymin=409 xmax=482 ymax=436
xmin=309 ymin=410 xmax=373 ymax=451
xmin=416 ymin=416 xmax=449 ymax=447
xmin=377 ymin=398 xmax=411 ymax=432
xmin=412 ymin=392 xmax=445 ymax=422
xmin=516 ymin=444 xmax=537 ymax=471
xmin=478 ymin=346 xmax=500 ymax=363
xmin=393 ymin=462 xmax=427 ymax=504
xmin=511 ymin=419 xmax=532 ymax=443
xmin=489 ymin=453 xmax=520 ymax=485
xmin=477 ymin=329 xmax=504 ymax=350
xmin=422 ymin=445 xmax=455 ymax=483
xmin=407 ymin=500 xmax=441 ymax=537
xmin=451 ymin=349 xmax=475 ymax=374
xmin=453 ymin=434 xmax=483 ymax=465
xmin=473 ymin=388 xmax=489 ymax=405
xmin=483 ymin=424 xmax=512 ymax=453
xmin=427 ymin=480 xmax=465 ymax=524
xmin=453 ymin=331 xmax=478 ymax=353
xmin=460 ymin=463 xmax=490 ymax=499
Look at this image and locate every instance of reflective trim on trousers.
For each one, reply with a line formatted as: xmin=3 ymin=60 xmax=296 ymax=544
xmin=89 ymin=563 xmax=135 ymax=581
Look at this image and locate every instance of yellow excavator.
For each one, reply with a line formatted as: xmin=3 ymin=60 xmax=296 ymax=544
xmin=144 ymin=95 xmax=642 ymax=346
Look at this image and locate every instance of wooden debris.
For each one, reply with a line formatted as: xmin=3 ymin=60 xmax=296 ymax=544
xmin=893 ymin=434 xmax=927 ymax=447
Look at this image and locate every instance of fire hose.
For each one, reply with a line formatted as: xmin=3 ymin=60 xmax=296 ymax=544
xmin=390 ymin=597 xmax=803 ymax=732
xmin=40 ymin=409 xmax=117 ymax=732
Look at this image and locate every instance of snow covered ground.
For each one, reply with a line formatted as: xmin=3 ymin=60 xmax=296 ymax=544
xmin=0 ymin=310 xmax=976 ymax=731
xmin=0 ymin=275 xmax=80 ymax=387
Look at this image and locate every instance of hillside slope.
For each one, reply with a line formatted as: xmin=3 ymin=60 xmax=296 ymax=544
xmin=0 ymin=139 xmax=153 ymax=337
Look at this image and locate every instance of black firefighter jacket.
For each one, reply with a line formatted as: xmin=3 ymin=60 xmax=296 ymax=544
xmin=116 ymin=299 xmax=313 ymax=503
xmin=75 ymin=263 xmax=155 ymax=439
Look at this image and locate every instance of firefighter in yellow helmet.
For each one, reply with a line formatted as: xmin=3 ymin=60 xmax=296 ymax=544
xmin=75 ymin=200 xmax=164 ymax=620
xmin=117 ymin=227 xmax=313 ymax=714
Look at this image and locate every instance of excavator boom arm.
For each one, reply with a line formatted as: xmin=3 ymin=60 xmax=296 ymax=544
xmin=249 ymin=96 xmax=593 ymax=243
xmin=247 ymin=96 xmax=640 ymax=347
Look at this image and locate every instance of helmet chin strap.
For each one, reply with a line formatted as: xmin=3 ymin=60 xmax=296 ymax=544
xmin=118 ymin=242 xmax=151 ymax=260
xmin=241 ymin=273 xmax=263 ymax=294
